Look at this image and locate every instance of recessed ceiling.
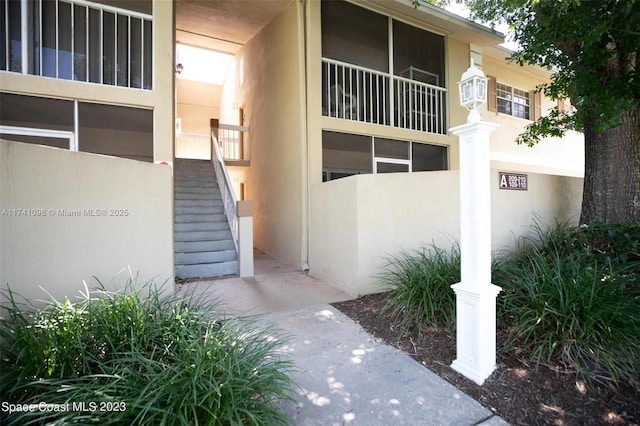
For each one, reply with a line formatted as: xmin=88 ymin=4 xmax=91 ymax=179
xmin=175 ymin=0 xmax=292 ymax=53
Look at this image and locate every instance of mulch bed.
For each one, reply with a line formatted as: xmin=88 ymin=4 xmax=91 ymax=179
xmin=332 ymin=292 xmax=639 ymax=426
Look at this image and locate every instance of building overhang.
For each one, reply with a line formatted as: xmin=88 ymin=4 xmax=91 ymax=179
xmin=357 ymin=0 xmax=505 ymax=47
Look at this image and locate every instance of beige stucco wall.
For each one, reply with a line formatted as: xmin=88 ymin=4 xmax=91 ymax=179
xmin=0 ymin=140 xmax=174 ymax=305
xmin=0 ymin=0 xmax=174 ymax=163
xmin=176 ymin=79 xmax=221 ymax=135
xmin=221 ymin=1 xmax=306 ymax=267
xmin=175 ymin=78 xmax=222 ymax=160
xmin=310 ymin=170 xmax=583 ymax=297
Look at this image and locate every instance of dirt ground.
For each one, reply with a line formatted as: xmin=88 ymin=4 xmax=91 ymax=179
xmin=332 ymin=293 xmax=639 ymax=426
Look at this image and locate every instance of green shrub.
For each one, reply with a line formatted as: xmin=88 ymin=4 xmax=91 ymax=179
xmin=379 ymin=244 xmax=460 ymax=334
xmin=0 ymin=280 xmax=295 ymax=425
xmin=494 ymin=221 xmax=640 ymax=389
xmin=378 ymin=221 xmax=639 ymax=390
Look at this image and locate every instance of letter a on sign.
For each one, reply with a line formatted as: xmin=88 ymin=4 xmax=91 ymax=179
xmin=500 ymin=173 xmax=508 ymax=188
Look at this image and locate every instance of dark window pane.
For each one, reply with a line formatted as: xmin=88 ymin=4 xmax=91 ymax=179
xmin=8 ymin=0 xmax=22 ymax=72
xmin=130 ymin=17 xmax=142 ymax=88
xmin=0 ymin=93 xmax=74 ymax=131
xmin=58 ymin=1 xmax=72 ymax=80
xmin=376 ymin=162 xmax=409 ymax=173
xmin=78 ymin=103 xmax=153 ymax=162
xmin=143 ymin=19 xmax=152 ymax=89
xmin=375 ymin=138 xmax=408 ymax=159
xmin=26 ymin=0 xmax=40 ymax=75
xmin=74 ymin=4 xmax=87 ymax=81
xmin=88 ymin=7 xmax=100 ymax=83
xmin=497 ymin=98 xmax=511 ymax=115
xmin=321 ymin=0 xmax=388 ymax=72
xmin=42 ymin=0 xmax=56 ymax=77
xmin=103 ymin=11 xmax=115 ymax=85
xmin=1 ymin=1 xmax=6 ymax=70
xmin=116 ymin=14 xmax=128 ymax=86
xmin=0 ymin=134 xmax=70 ymax=149
xmin=393 ymin=20 xmax=445 ymax=87
xmin=411 ymin=143 xmax=447 ymax=171
xmin=322 ymin=130 xmax=372 ymax=180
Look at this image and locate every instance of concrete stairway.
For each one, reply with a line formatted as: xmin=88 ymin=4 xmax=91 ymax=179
xmin=174 ymin=158 xmax=238 ymax=279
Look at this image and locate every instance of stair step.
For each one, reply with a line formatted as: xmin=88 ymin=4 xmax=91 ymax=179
xmin=174 ymin=203 xmax=224 ymax=216
xmin=175 ymin=199 xmax=223 ymax=208
xmin=175 ymin=213 xmax=228 ymax=224
xmin=174 ymin=220 xmax=229 ymax=234
xmin=175 ymin=250 xmax=237 ymax=265
xmin=174 ymin=181 xmax=218 ymax=188
xmin=175 ymin=187 xmax=219 ymax=195
xmin=173 ymin=159 xmax=238 ymax=279
xmin=175 ymin=261 xmax=238 ymax=279
xmin=175 ymin=230 xmax=232 ymax=242
xmin=175 ymin=193 xmax=222 ymax=201
xmin=175 ymin=239 xmax=236 ymax=253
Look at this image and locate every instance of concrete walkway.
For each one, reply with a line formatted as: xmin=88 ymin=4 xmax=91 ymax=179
xmin=179 ymin=252 xmax=509 ymax=425
xmin=258 ymin=305 xmax=509 ymax=426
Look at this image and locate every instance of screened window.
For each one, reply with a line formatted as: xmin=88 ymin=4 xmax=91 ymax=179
xmin=497 ymin=83 xmax=530 ymax=119
xmin=1 ymin=0 xmax=153 ymax=90
xmin=321 ymin=0 xmax=447 ymax=134
xmin=393 ymin=20 xmax=445 ymax=88
xmin=0 ymin=92 xmax=153 ymax=162
xmin=321 ymin=0 xmax=388 ymax=73
xmin=322 ymin=130 xmax=447 ymax=181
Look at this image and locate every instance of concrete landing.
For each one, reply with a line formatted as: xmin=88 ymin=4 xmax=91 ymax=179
xmin=176 ymin=251 xmax=351 ymax=317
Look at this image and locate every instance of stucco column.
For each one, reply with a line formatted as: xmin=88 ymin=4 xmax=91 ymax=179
xmin=449 ymin=119 xmax=501 ymax=385
xmin=237 ymin=200 xmax=254 ymax=278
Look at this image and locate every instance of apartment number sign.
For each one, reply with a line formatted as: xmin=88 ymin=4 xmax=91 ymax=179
xmin=499 ymin=172 xmax=528 ymax=191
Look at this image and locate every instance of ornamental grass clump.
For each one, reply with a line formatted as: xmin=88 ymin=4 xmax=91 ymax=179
xmin=379 ymin=244 xmax=460 ymax=335
xmin=0 ymin=280 xmax=295 ymax=425
xmin=494 ymin=221 xmax=640 ymax=389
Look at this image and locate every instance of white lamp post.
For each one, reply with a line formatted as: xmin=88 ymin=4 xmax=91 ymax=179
xmin=449 ymin=60 xmax=501 ymax=385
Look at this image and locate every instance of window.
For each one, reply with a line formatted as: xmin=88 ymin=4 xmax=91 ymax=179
xmin=0 ymin=92 xmax=153 ymax=162
xmin=1 ymin=0 xmax=153 ymax=89
xmin=497 ymin=83 xmax=530 ymax=119
xmin=322 ymin=130 xmax=447 ymax=181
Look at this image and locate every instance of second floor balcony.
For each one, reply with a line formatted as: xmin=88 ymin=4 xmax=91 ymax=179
xmin=322 ymin=58 xmax=447 ymax=135
xmin=321 ymin=0 xmax=447 ymax=135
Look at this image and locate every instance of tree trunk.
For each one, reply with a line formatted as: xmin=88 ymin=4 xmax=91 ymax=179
xmin=581 ymin=104 xmax=640 ymax=224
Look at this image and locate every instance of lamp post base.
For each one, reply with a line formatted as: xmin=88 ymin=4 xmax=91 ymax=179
xmin=450 ymin=282 xmax=502 ymax=385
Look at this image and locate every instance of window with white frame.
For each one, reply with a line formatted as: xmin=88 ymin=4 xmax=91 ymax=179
xmin=497 ymin=83 xmax=530 ymax=119
xmin=322 ymin=130 xmax=447 ymax=182
xmin=1 ymin=0 xmax=153 ymax=89
xmin=0 ymin=92 xmax=153 ymax=162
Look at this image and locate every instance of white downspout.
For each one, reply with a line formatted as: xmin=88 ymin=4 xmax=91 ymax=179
xmin=299 ymin=0 xmax=310 ymax=271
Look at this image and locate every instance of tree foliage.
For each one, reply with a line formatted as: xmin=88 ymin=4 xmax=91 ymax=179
xmin=462 ymin=0 xmax=640 ymax=147
xmin=415 ymin=0 xmax=640 ymax=223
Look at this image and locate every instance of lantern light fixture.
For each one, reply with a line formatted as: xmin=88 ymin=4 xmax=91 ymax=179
xmin=457 ymin=59 xmax=488 ymax=123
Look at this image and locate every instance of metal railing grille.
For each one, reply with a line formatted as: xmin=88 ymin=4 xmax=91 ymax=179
xmin=322 ymin=58 xmax=447 ymax=135
xmin=218 ymin=123 xmax=249 ymax=161
xmin=211 ymin=130 xmax=239 ymax=252
xmin=1 ymin=0 xmax=152 ymax=89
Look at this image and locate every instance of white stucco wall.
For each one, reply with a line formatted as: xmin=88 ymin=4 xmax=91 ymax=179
xmin=310 ymin=170 xmax=583 ymax=297
xmin=1 ymin=141 xmax=174 ymax=305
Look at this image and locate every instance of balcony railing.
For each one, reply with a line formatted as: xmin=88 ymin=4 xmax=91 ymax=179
xmin=217 ymin=123 xmax=249 ymax=162
xmin=322 ymin=58 xmax=447 ymax=135
xmin=1 ymin=0 xmax=152 ymax=89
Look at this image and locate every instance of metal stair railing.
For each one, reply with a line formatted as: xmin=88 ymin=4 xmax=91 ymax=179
xmin=210 ymin=120 xmax=238 ymax=253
